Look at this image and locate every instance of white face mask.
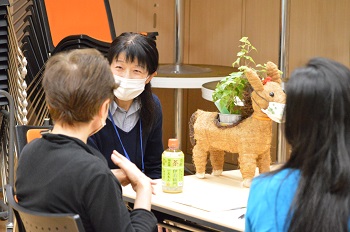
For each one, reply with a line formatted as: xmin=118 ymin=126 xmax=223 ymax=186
xmin=261 ymin=102 xmax=286 ymax=123
xmin=113 ymin=75 xmax=148 ymax=101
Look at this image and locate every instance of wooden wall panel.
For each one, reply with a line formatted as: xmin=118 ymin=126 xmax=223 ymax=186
xmin=188 ymin=0 xmax=243 ymax=66
xmin=110 ymin=0 xmax=175 ymax=63
xmin=151 ymin=88 xmax=176 ymax=148
xmin=288 ymin=0 xmax=350 ymax=74
xmin=136 ymin=1 xmax=175 ymax=63
xmin=109 ymin=0 xmax=138 ymax=34
xmin=243 ymin=0 xmax=280 ymax=65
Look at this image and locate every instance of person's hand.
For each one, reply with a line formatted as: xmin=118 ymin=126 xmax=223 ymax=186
xmin=111 ymin=151 xmax=157 ymax=194
xmin=111 ymin=151 xmax=157 ymax=210
xmin=111 ymin=169 xmax=130 ymax=186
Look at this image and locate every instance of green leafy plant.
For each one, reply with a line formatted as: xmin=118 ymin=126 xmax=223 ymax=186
xmin=212 ymin=37 xmax=264 ymax=114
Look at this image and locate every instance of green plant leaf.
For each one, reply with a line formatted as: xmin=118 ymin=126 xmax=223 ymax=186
xmin=213 ymin=36 xmax=273 ymax=114
xmin=232 ymin=58 xmax=241 ymax=67
xmin=237 ymin=51 xmax=245 ymax=57
xmin=240 ymin=37 xmax=249 ymax=43
xmin=229 ymin=71 xmax=243 ymax=78
xmin=214 ymin=99 xmax=230 ymax=114
xmin=245 ymin=56 xmax=256 ymax=64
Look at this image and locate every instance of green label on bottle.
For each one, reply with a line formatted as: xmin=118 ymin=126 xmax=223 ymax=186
xmin=162 ymin=151 xmax=184 ymax=191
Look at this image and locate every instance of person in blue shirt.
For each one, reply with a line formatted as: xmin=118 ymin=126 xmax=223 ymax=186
xmin=246 ymin=57 xmax=350 ymax=232
xmin=88 ymin=32 xmax=163 ymax=179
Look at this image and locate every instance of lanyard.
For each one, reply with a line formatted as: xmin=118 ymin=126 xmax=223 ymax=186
xmin=108 ymin=111 xmax=144 ymax=172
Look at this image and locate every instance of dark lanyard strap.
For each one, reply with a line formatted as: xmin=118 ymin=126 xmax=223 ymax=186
xmin=108 ymin=110 xmax=144 ymax=172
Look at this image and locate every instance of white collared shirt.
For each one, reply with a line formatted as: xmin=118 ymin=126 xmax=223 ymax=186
xmin=109 ymin=99 xmax=141 ymax=132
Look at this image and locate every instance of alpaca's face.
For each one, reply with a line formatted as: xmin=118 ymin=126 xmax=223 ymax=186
xmin=251 ymin=81 xmax=286 ymax=112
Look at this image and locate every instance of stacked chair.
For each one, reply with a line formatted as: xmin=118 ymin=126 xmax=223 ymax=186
xmin=0 ymin=0 xmax=9 ymax=107
xmin=0 ymin=0 xmax=19 ymax=229
xmin=53 ymin=34 xmax=111 ymax=56
xmin=0 ymin=0 xmax=116 ymax=231
xmin=11 ymin=0 xmax=115 ymax=126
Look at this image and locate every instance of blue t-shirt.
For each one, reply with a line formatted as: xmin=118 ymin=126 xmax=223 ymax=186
xmin=245 ymin=169 xmax=350 ymax=231
xmin=245 ymin=169 xmax=299 ymax=232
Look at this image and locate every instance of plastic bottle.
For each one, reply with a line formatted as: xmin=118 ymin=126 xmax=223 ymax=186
xmin=162 ymin=138 xmax=184 ymax=193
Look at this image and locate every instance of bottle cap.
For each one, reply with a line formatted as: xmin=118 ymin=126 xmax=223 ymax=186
xmin=168 ymin=138 xmax=179 ymax=149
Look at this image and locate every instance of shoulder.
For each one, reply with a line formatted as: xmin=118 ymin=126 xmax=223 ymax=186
xmin=252 ymin=168 xmax=299 ymax=187
xmin=246 ymin=169 xmax=300 ymax=231
xmin=152 ymin=93 xmax=163 ymax=114
xmin=18 ymin=136 xmax=119 ymax=189
xmin=21 ymin=135 xmax=108 ymax=170
xmin=250 ymin=169 xmax=300 ymax=198
xmin=151 ymin=93 xmax=161 ymax=105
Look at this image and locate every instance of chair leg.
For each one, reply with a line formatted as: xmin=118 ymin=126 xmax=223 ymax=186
xmin=6 ymin=221 xmax=14 ymax=232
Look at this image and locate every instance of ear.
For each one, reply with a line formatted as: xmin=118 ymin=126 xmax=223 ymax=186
xmin=99 ymin=99 xmax=110 ymax=118
xmin=146 ymin=71 xmax=157 ymax=84
xmin=266 ymin=61 xmax=281 ymax=84
xmin=245 ymin=68 xmax=264 ymax=91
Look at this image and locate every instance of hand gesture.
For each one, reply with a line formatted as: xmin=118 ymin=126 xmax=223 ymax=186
xmin=111 ymin=151 xmax=157 ymax=210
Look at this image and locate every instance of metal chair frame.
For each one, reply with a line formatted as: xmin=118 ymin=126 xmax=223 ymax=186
xmin=0 ymin=90 xmax=15 ymax=231
xmin=5 ymin=185 xmax=85 ymax=232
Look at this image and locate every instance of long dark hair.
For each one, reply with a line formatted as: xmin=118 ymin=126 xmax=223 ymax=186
xmin=107 ymin=32 xmax=159 ymax=134
xmin=283 ymin=57 xmax=350 ymax=231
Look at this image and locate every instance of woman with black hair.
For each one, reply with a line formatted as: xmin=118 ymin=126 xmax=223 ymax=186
xmin=245 ymin=57 xmax=350 ymax=232
xmin=88 ymin=32 xmax=163 ymax=179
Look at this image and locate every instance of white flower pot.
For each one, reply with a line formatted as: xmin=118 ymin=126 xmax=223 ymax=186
xmin=218 ymin=113 xmax=241 ymax=126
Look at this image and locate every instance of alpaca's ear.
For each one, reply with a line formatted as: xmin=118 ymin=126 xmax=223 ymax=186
xmin=245 ymin=68 xmax=264 ymax=91
xmin=266 ymin=61 xmax=281 ymax=84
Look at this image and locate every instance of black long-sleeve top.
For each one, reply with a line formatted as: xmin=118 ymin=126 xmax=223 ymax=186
xmin=16 ymin=133 xmax=157 ymax=232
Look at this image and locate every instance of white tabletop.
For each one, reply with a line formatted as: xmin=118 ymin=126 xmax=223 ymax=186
xmin=122 ymin=170 xmax=250 ymax=231
xmin=201 ymin=80 xmax=219 ymax=101
xmin=151 ymin=76 xmax=224 ymax=89
xmin=153 ymin=64 xmax=234 ymax=89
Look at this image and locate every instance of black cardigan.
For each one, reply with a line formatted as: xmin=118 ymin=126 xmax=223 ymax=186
xmin=88 ymin=94 xmax=163 ymax=179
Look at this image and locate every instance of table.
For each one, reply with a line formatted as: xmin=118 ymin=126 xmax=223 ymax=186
xmin=201 ymin=80 xmax=219 ymax=102
xmin=153 ymin=65 xmax=233 ymax=148
xmin=122 ymin=170 xmax=250 ymax=232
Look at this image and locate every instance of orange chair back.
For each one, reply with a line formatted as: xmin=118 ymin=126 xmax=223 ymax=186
xmin=26 ymin=129 xmax=50 ymax=143
xmin=44 ymin=0 xmax=115 ymax=46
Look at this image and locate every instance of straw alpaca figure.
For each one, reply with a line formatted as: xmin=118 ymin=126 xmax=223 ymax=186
xmin=189 ymin=62 xmax=285 ymax=187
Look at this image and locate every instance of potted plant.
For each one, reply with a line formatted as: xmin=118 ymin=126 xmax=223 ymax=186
xmin=212 ymin=37 xmax=263 ymax=125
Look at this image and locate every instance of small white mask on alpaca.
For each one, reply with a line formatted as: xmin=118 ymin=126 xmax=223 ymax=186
xmin=113 ymin=75 xmax=148 ymax=101
xmin=261 ymin=102 xmax=285 ymax=123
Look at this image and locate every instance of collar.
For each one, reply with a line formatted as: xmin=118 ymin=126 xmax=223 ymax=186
xmin=110 ymin=98 xmax=141 ymax=115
